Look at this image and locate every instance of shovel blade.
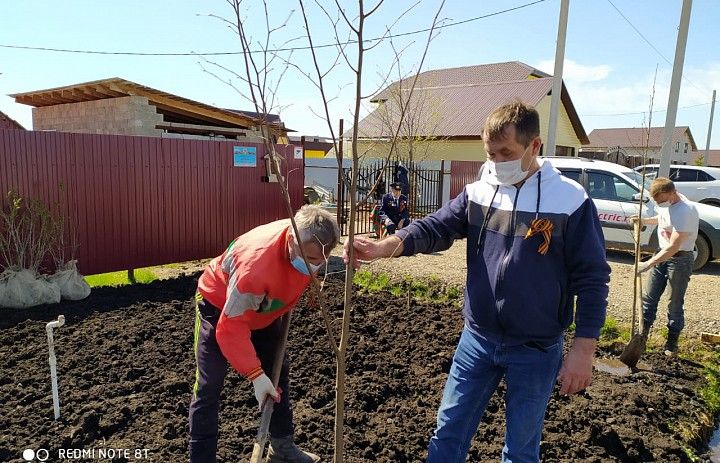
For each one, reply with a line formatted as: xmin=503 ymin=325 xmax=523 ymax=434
xmin=619 ymin=334 xmax=646 ymax=368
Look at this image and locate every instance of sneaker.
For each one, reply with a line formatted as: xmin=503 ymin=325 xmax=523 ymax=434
xmin=267 ymin=436 xmax=320 ymax=463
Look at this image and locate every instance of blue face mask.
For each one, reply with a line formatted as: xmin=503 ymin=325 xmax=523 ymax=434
xmin=289 ymin=245 xmax=322 ymax=275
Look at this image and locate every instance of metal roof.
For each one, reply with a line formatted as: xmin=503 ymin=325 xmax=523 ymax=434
xmin=351 ymin=76 xmax=588 ymax=143
xmin=371 ymin=61 xmax=550 ymax=102
xmin=0 ymin=110 xmax=24 ymax=130
xmin=587 ymin=126 xmax=698 ymax=151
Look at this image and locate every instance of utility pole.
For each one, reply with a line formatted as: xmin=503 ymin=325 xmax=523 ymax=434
xmin=703 ymin=90 xmax=716 ymax=167
xmin=658 ymin=0 xmax=693 ymax=177
xmin=546 ymin=0 xmax=569 ymax=156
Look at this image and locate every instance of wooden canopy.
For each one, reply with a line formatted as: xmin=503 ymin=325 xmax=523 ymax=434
xmin=10 ymin=77 xmax=289 ymax=132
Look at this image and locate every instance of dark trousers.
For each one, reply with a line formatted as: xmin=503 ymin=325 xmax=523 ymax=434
xmin=188 ymin=297 xmax=293 ymax=463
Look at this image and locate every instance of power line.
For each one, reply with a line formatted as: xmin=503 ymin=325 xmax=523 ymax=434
xmin=0 ymin=0 xmax=549 ymax=57
xmin=581 ymin=101 xmax=711 ymax=117
xmin=605 ymin=0 xmax=708 ymax=96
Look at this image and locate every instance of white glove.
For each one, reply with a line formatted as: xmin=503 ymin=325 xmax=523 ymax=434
xmin=636 ymin=261 xmax=653 ymax=275
xmin=252 ymin=373 xmax=279 ymax=410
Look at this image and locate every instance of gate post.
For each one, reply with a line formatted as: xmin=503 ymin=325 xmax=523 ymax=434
xmin=437 ymin=160 xmax=445 ymax=207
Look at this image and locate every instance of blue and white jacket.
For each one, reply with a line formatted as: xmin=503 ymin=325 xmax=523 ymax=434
xmin=395 ymin=159 xmax=610 ymax=346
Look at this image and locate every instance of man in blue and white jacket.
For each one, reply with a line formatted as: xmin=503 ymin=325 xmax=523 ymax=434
xmin=345 ymin=101 xmax=610 ymax=463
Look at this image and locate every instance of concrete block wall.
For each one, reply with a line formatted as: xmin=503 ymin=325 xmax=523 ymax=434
xmin=32 ymin=96 xmax=164 ymax=136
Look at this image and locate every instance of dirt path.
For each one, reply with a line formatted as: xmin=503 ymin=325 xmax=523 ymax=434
xmin=341 ymin=238 xmax=720 ymax=339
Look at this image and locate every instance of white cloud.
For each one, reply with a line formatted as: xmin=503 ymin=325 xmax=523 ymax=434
xmin=546 ymin=62 xmax=720 ymax=148
xmin=534 ymin=59 xmax=612 ymax=83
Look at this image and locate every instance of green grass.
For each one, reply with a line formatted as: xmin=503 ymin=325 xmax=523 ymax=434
xmin=84 ymin=268 xmax=158 ymax=288
xmin=699 ymin=358 xmax=720 ymax=418
xmin=599 ymin=316 xmax=625 ymax=341
xmin=352 ymin=270 xmax=463 ymax=303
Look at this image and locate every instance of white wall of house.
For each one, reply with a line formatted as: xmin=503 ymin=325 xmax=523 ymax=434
xmin=535 ymin=95 xmax=583 ymax=156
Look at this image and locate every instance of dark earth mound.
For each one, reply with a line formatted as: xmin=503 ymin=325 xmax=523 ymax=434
xmin=0 ymin=275 xmax=717 ymax=462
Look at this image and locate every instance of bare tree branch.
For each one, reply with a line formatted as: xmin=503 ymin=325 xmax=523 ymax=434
xmin=364 ymin=0 xmax=385 ymax=17
xmin=333 ymin=0 xmax=359 ymax=34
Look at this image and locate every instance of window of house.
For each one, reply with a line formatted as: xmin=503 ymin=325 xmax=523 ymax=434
xmin=675 ymin=142 xmax=680 ymax=152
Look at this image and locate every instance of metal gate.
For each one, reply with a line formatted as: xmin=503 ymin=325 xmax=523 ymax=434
xmin=336 ymin=159 xmax=443 ymax=236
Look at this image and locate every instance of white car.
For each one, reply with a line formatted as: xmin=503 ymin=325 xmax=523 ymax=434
xmin=543 ymin=157 xmax=720 ymax=270
xmin=633 ymin=164 xmax=720 ymax=207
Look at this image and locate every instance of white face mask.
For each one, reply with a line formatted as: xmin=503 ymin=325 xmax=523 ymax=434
xmin=656 ymin=201 xmax=671 ymax=208
xmin=485 ymin=144 xmax=533 ymax=186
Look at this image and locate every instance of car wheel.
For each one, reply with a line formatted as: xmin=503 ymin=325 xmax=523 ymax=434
xmin=699 ymin=199 xmax=720 ymax=208
xmin=692 ymin=234 xmax=711 ymax=271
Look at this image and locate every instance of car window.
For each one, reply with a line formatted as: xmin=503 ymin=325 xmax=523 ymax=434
xmin=637 ymin=166 xmax=658 ymax=176
xmin=587 ymin=171 xmax=637 ymax=202
xmin=557 ymin=168 xmax=581 ymax=184
xmin=673 ymin=169 xmax=698 ymax=182
xmin=696 ymin=170 xmax=714 ymax=182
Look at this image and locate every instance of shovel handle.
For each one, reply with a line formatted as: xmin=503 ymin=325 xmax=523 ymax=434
xmin=249 ymin=313 xmax=292 ymax=463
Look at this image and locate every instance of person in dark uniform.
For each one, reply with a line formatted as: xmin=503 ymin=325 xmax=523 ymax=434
xmin=379 ymin=182 xmax=410 ymax=234
xmin=393 ymin=161 xmax=409 ymax=195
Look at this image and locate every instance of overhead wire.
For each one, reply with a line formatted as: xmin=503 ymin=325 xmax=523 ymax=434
xmin=581 ymin=101 xmax=711 ymax=118
xmin=0 ymin=0 xmax=549 ymax=57
xmin=605 ymin=0 xmax=709 ymax=97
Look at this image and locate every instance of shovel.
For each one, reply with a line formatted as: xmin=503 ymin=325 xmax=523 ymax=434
xmin=249 ymin=312 xmax=292 ymax=463
xmin=619 ymin=220 xmax=646 ymax=368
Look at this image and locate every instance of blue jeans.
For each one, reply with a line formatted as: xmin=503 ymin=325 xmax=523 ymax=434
xmin=427 ymin=327 xmax=563 ymax=463
xmin=641 ymin=251 xmax=693 ymax=335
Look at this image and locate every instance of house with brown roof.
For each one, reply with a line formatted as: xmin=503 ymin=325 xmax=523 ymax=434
xmin=0 ymin=109 xmax=25 ymax=130
xmin=691 ymin=149 xmax=720 ymax=167
xmin=344 ymin=61 xmax=589 ymax=162
xmin=10 ymin=78 xmax=290 ymax=142
xmin=581 ymin=126 xmax=697 ymax=165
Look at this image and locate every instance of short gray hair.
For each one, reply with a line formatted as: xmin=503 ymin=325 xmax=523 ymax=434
xmin=293 ymin=204 xmax=340 ymax=250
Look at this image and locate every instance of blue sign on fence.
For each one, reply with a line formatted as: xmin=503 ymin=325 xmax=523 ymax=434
xmin=233 ymin=146 xmax=257 ymax=167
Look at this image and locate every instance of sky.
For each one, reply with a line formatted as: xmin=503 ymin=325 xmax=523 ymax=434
xmin=1 ymin=0 xmax=719 ymax=149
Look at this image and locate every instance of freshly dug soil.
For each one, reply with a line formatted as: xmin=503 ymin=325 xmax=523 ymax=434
xmin=0 ymin=275 xmax=717 ymax=462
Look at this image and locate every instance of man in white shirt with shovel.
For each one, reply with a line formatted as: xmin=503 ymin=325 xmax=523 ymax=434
xmin=633 ymin=177 xmax=699 ymax=355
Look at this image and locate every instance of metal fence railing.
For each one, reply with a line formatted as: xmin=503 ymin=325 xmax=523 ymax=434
xmin=337 ymin=159 xmax=443 ymax=236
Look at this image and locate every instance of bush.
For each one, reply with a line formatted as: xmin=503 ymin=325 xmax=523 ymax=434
xmin=0 ymin=191 xmax=60 ymax=273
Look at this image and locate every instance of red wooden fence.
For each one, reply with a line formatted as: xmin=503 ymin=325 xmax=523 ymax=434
xmin=0 ymin=129 xmax=303 ymax=275
xmin=449 ymin=160 xmax=483 ymax=199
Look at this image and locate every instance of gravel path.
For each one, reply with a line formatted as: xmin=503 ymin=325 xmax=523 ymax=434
xmin=334 ymin=236 xmax=720 ymax=339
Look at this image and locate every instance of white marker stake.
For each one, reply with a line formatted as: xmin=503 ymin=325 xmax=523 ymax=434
xmin=46 ymin=315 xmax=65 ymax=420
